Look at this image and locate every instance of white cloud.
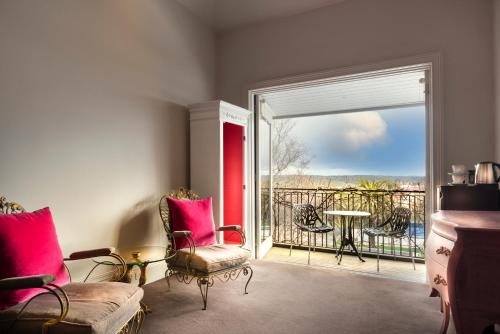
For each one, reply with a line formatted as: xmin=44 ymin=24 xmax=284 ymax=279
xmin=289 ymin=111 xmax=388 ymax=153
xmin=338 ymin=112 xmax=387 ymax=150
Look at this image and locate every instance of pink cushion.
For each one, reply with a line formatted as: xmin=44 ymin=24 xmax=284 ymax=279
xmin=167 ymin=197 xmax=216 ymax=249
xmin=0 ymin=207 xmax=70 ymax=310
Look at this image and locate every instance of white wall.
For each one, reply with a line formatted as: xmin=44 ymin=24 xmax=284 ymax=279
xmin=217 ymin=0 xmax=495 ymax=178
xmin=495 ymin=0 xmax=500 ymax=161
xmin=0 ymin=0 xmax=215 ymax=280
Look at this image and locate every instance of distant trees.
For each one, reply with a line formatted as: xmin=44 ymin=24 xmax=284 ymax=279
xmin=357 ymin=178 xmax=399 ymax=190
xmin=272 ymin=120 xmax=311 ymax=176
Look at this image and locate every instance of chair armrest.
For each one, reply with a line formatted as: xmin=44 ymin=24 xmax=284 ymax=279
xmin=171 ymin=230 xmax=196 ymax=255
xmin=65 ymin=247 xmax=114 ymax=261
xmin=0 ymin=275 xmax=70 ymax=331
xmin=216 ymin=225 xmax=246 ymax=247
xmin=172 ymin=230 xmax=192 ymax=237
xmin=216 ymin=225 xmax=241 ymax=231
xmin=0 ymin=275 xmax=55 ymax=290
xmin=64 ymin=248 xmax=127 ymax=282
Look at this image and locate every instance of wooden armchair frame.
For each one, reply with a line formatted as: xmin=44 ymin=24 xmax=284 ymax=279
xmin=159 ymin=189 xmax=253 ymax=310
xmin=0 ymin=196 xmax=144 ymax=334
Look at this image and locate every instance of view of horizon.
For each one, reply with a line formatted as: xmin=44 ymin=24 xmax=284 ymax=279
xmin=274 ymin=106 xmax=426 ymax=178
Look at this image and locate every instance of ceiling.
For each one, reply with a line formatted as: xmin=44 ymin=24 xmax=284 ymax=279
xmin=260 ymin=70 xmax=426 ymax=119
xmin=175 ymin=0 xmax=346 ymax=32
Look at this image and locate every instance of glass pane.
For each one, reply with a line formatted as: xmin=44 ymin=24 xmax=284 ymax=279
xmin=259 ymin=118 xmax=272 ymax=241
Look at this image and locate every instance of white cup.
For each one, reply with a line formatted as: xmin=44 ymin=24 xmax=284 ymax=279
xmin=451 ymin=164 xmax=466 ymax=174
xmin=451 ymin=174 xmax=466 ymax=184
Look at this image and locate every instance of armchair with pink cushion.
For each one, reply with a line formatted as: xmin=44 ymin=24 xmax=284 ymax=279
xmin=159 ymin=188 xmax=253 ymax=310
xmin=0 ymin=196 xmax=145 ymax=334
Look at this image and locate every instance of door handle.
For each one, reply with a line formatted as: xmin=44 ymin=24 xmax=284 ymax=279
xmin=494 ymin=163 xmax=500 ymax=183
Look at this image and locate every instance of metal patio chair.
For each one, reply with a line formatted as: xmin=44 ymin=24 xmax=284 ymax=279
xmin=363 ymin=207 xmax=421 ymax=272
xmin=290 ymin=204 xmax=335 ymax=265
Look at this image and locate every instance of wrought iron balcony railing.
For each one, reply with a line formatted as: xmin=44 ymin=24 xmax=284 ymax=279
xmin=264 ymin=187 xmax=426 ymax=260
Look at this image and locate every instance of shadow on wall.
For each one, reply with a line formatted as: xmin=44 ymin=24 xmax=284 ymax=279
xmin=150 ymin=99 xmax=191 ymax=190
xmin=116 ymin=195 xmax=166 ymax=252
xmin=115 ymin=98 xmax=192 ymax=253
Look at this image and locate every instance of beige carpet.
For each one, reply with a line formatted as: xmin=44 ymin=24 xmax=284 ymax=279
xmin=141 ymin=261 xmax=453 ymax=334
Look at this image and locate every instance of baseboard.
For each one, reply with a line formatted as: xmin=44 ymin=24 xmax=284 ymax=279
xmin=144 ymin=261 xmax=168 ymax=285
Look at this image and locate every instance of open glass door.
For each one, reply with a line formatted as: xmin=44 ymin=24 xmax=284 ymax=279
xmin=255 ymin=97 xmax=274 ymax=258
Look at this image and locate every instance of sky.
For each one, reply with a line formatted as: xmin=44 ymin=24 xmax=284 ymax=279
xmin=277 ymin=106 xmax=426 ymax=176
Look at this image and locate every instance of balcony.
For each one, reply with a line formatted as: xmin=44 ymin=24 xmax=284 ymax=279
xmin=264 ymin=187 xmax=426 ymax=263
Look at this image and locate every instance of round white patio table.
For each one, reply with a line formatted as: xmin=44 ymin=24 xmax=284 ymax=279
xmin=323 ymin=210 xmax=370 ymax=265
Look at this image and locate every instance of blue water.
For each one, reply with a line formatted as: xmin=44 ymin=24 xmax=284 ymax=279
xmin=409 ymin=223 xmax=425 ymax=239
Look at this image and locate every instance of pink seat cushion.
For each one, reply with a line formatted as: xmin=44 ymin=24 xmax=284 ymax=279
xmin=167 ymin=197 xmax=217 ymax=249
xmin=0 ymin=207 xmax=70 ymax=310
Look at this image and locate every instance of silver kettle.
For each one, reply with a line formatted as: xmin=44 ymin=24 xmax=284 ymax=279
xmin=475 ymin=161 xmax=500 ymax=184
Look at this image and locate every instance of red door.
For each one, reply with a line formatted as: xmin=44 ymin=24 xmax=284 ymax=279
xmin=223 ymin=122 xmax=244 ymax=244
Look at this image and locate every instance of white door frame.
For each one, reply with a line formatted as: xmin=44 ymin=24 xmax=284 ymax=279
xmin=246 ymin=53 xmax=444 ymax=254
xmin=255 ymin=99 xmax=275 ymax=258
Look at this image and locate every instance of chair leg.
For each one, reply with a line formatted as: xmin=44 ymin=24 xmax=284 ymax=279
xmin=307 ymin=232 xmax=311 ymax=265
xmin=377 ymin=235 xmax=380 ymax=273
xmin=244 ymin=266 xmax=253 ymax=294
xmin=391 ymin=238 xmax=396 ymax=260
xmin=290 ymin=232 xmax=299 ymax=256
xmin=332 ymin=230 xmax=337 ymax=248
xmin=134 ymin=306 xmax=146 ymax=334
xmin=409 ymin=238 xmax=416 ymax=270
xmin=407 ymin=234 xmax=424 ymax=270
xmin=164 ymin=269 xmax=172 ymax=291
xmin=121 ymin=306 xmax=145 ymax=334
xmin=197 ymin=278 xmax=211 ymax=310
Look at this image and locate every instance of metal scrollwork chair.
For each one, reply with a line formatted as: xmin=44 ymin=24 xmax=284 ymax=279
xmin=363 ymin=207 xmax=422 ymax=272
xmin=159 ymin=189 xmax=253 ymax=310
xmin=291 ymin=204 xmax=335 ymax=265
xmin=0 ymin=196 xmax=145 ymax=334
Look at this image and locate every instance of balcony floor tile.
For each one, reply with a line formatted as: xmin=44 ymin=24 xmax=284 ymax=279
xmin=264 ymin=247 xmax=427 ymax=283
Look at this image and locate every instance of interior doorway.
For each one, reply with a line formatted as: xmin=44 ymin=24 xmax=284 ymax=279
xmin=249 ymin=57 xmax=442 ymax=264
